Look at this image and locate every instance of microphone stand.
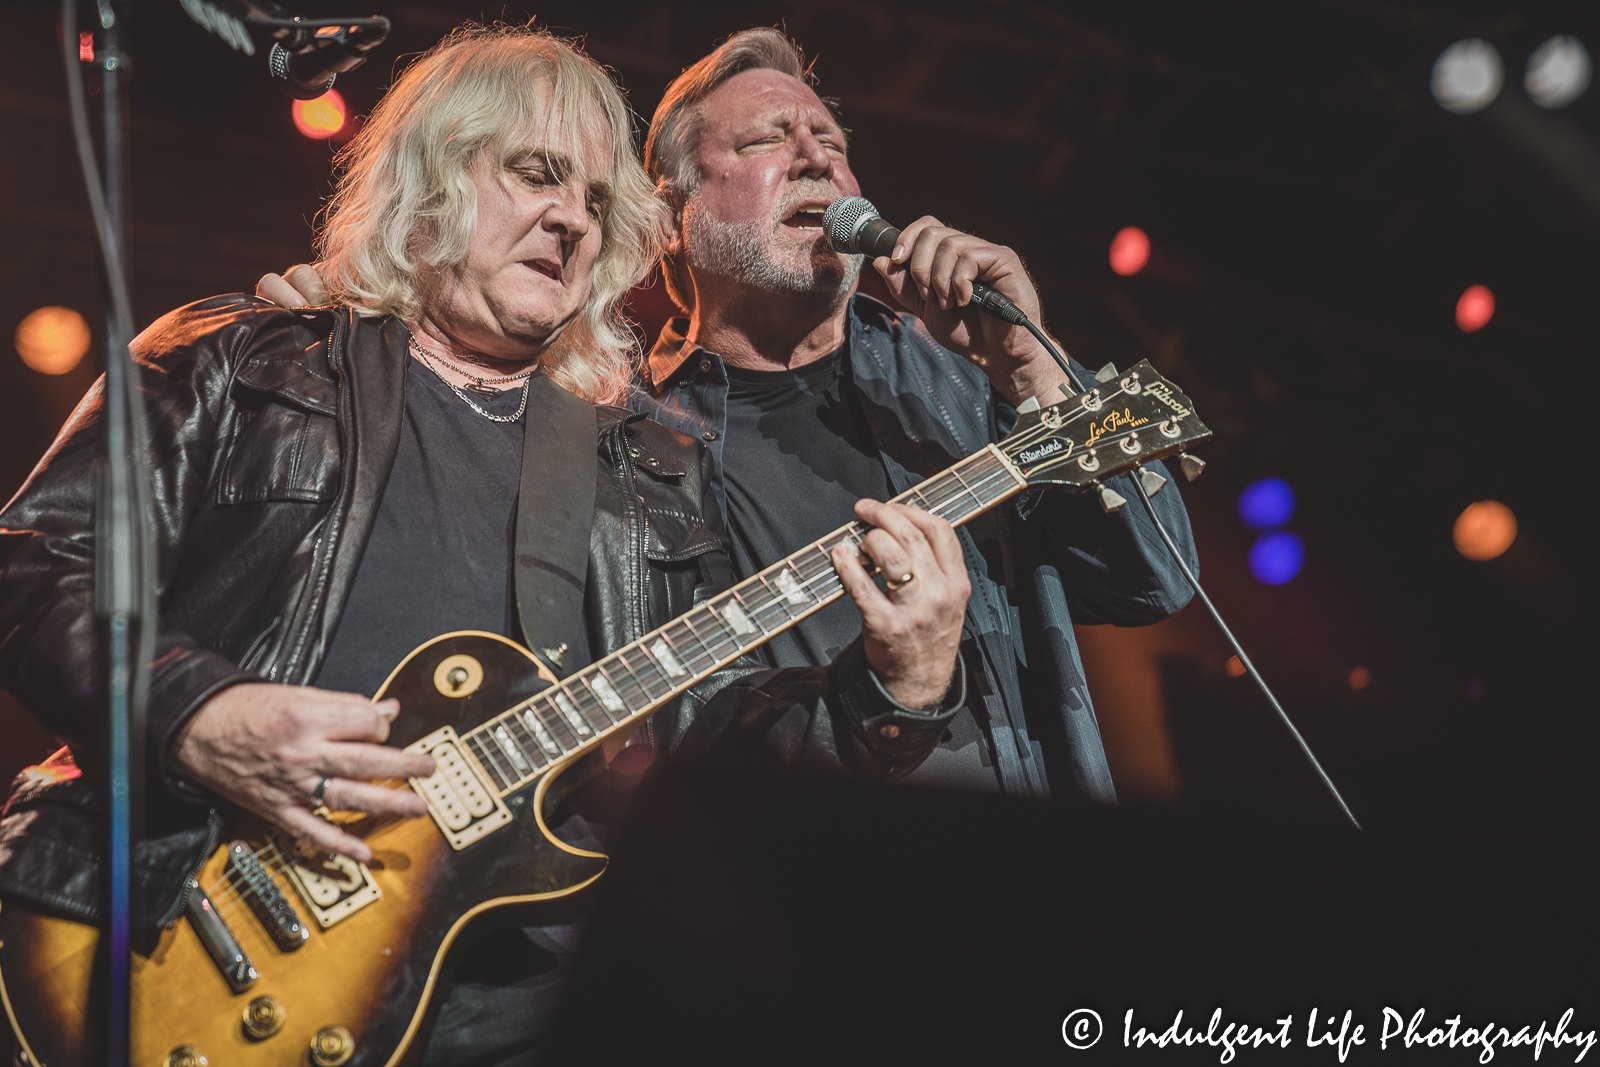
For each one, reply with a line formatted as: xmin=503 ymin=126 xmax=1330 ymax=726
xmin=60 ymin=0 xmax=155 ymax=1063
xmin=1000 ymin=294 xmax=1363 ymax=830
xmin=55 ymin=4 xmax=386 ymax=1061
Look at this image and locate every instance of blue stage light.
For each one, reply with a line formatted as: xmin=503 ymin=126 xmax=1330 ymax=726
xmin=1249 ymin=531 xmax=1304 ymax=586
xmin=1237 ymin=478 xmax=1296 ymax=529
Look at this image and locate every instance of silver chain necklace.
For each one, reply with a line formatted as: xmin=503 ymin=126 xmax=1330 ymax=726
xmin=408 ymin=336 xmax=532 ymax=424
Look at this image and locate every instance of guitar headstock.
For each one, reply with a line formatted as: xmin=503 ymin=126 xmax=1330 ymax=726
xmin=1002 ymin=360 xmax=1211 ymax=489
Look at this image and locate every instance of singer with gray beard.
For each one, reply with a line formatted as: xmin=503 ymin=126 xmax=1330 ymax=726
xmin=259 ymin=27 xmax=1202 ymax=800
xmin=634 ymin=28 xmax=1201 ymax=799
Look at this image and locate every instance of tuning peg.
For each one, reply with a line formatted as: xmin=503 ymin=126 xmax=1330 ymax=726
xmin=1095 ymin=362 xmax=1118 ymax=383
xmin=1178 ymin=453 xmax=1207 ymax=482
xmin=1097 ymin=483 xmax=1127 ymax=512
xmin=1139 ymin=467 xmax=1168 ymax=497
xmin=1017 ymin=396 xmax=1041 ymax=414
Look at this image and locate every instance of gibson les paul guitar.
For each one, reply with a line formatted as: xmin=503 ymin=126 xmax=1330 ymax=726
xmin=0 ymin=361 xmax=1208 ymax=1067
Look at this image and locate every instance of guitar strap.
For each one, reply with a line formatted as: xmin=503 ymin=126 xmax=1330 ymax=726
xmin=513 ymin=374 xmax=597 ymax=678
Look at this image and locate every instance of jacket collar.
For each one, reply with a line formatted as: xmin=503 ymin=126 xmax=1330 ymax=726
xmin=646 ymin=316 xmax=700 ymax=391
xmin=644 ymin=295 xmax=908 ymax=393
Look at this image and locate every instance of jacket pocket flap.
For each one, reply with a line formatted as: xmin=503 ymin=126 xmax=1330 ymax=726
xmin=218 ymin=401 xmax=340 ymax=505
xmin=644 ymin=508 xmax=723 ymax=563
xmin=235 ymin=348 xmax=339 ymax=417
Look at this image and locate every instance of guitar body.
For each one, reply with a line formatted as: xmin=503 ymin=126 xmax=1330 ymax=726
xmin=2 ymin=632 xmax=607 ymax=1067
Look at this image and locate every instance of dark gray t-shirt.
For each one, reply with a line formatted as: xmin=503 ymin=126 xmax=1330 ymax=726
xmin=720 ymin=349 xmax=1000 ymax=793
xmin=315 ymin=359 xmax=589 ymax=697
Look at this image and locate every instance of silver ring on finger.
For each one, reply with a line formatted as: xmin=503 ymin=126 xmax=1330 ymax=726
xmin=886 ymin=571 xmax=916 ymax=592
xmin=312 ymin=776 xmax=333 ymax=807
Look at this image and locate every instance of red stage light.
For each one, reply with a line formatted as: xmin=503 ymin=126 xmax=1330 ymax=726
xmin=1109 ymin=226 xmax=1150 ymax=276
xmin=1455 ymin=284 xmax=1494 ymax=332
xmin=79 ymin=32 xmax=94 ymax=63
xmin=1347 ymin=666 xmax=1371 ymax=690
xmin=293 ymin=89 xmax=347 ymax=139
xmin=1223 ymin=655 xmax=1245 ymax=678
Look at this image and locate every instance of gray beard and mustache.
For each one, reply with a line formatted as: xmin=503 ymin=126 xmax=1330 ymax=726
xmin=683 ymin=185 xmax=864 ymax=298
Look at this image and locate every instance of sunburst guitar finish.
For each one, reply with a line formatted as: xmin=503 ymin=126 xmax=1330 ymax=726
xmin=3 ymin=634 xmax=606 ymax=1067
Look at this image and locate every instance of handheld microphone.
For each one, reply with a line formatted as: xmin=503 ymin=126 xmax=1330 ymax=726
xmin=822 ymin=196 xmax=1029 ymax=326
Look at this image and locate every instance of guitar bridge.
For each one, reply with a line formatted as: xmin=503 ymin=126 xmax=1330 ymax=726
xmin=228 ymin=841 xmax=310 ymax=951
xmin=407 ymin=726 xmax=512 ymax=851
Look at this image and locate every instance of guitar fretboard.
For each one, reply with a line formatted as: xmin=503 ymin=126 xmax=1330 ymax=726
xmin=456 ymin=444 xmax=1027 ymax=794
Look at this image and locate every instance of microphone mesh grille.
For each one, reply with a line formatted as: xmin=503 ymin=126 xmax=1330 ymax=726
xmin=823 ymin=196 xmax=879 ymax=254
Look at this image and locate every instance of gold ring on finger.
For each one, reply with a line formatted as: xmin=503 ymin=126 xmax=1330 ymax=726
xmin=886 ymin=572 xmax=916 ymax=591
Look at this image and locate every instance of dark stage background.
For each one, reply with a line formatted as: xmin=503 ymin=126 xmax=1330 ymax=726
xmin=1 ymin=0 xmax=1594 ymax=874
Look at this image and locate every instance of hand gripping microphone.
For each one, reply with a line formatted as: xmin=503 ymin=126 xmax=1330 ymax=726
xmin=821 ymin=196 xmax=1029 ymax=326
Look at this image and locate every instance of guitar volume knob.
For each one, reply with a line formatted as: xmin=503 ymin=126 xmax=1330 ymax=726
xmin=164 ymin=1047 xmax=208 ymax=1067
xmin=312 ymin=1025 xmax=356 ymax=1067
xmin=243 ymin=995 xmax=286 ymax=1039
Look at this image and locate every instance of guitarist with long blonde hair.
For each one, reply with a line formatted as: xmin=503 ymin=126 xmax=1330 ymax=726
xmin=0 ymin=25 xmax=970 ymax=1066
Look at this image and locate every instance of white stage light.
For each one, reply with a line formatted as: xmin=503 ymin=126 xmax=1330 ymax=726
xmin=1431 ymin=39 xmax=1504 ymax=114
xmin=1525 ymin=35 xmax=1591 ymax=109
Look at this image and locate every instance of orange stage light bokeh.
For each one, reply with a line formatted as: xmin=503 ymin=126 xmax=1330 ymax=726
xmin=14 ymin=306 xmax=91 ymax=375
xmin=293 ymin=89 xmax=347 ymax=139
xmin=1453 ymin=500 xmax=1517 ymax=561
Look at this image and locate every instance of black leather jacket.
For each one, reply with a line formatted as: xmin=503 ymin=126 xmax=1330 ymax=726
xmin=0 ymin=296 xmax=962 ymax=931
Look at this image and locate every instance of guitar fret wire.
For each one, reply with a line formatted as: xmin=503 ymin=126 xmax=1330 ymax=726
xmin=527 ymin=698 xmax=579 ymax=751
xmin=562 ymin=680 xmax=617 ymax=730
xmin=467 ymin=729 xmax=512 ymax=790
xmin=608 ymin=650 xmax=658 ymax=706
xmin=501 ymin=712 xmax=550 ymax=766
xmin=544 ymin=689 xmax=594 ymax=741
xmin=633 ymin=645 xmax=678 ymax=699
xmin=672 ymin=618 xmax=720 ymax=672
xmin=546 ymin=690 xmax=590 ymax=742
xmin=466 ymin=731 xmax=513 ymax=790
xmin=522 ymin=701 xmax=565 ymax=758
xmin=642 ymin=635 xmax=689 ymax=682
xmin=677 ymin=611 xmax=726 ymax=671
xmin=587 ymin=667 xmax=629 ymax=717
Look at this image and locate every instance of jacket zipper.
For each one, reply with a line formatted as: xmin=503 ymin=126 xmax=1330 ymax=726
xmin=612 ymin=422 xmax=657 ymax=749
xmin=158 ymin=807 xmax=223 ymax=928
xmin=279 ymin=311 xmax=352 ymax=682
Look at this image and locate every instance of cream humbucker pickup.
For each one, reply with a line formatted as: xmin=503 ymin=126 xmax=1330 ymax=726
xmin=278 ymin=842 xmax=383 ymax=928
xmin=406 ymin=725 xmax=513 ymax=850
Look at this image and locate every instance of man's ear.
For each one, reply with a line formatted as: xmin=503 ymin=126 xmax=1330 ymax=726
xmin=660 ymin=188 xmax=687 ymax=258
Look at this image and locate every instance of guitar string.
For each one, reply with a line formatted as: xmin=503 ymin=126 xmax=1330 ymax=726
xmin=204 ymin=797 xmax=406 ymax=912
xmin=198 ymin=390 xmax=1176 ymax=915
xmin=201 ymin=780 xmax=407 ymax=901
